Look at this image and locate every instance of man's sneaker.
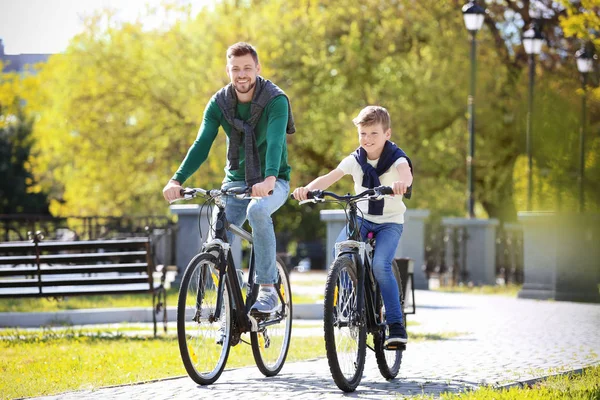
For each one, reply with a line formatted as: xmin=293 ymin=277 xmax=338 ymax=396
xmin=251 ymin=286 xmax=279 ymax=314
xmin=384 ymin=322 xmax=408 ymax=349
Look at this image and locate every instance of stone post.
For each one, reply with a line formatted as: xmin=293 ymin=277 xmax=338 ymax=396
xmin=441 ymin=218 xmax=499 ymax=285
xmin=320 ymin=209 xmax=430 ymax=289
xmin=320 ymin=210 xmax=346 ymax=270
xmin=395 ymin=210 xmax=430 ymax=289
xmin=517 ymin=212 xmax=600 ymax=303
xmin=169 ymin=204 xmax=242 ymax=285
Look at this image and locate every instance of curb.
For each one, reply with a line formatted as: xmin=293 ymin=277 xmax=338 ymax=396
xmin=0 ymin=303 xmax=324 ymax=328
xmin=494 ymin=367 xmax=587 ymax=390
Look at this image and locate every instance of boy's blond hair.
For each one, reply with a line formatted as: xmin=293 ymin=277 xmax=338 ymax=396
xmin=352 ymin=106 xmax=391 ymax=131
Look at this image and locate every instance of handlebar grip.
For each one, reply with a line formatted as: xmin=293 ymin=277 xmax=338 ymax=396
xmin=180 ymin=188 xmax=197 ymax=197
xmin=376 ymin=186 xmax=394 ymax=195
xmin=291 ymin=191 xmax=317 ymax=200
xmin=291 ymin=190 xmax=321 ymax=202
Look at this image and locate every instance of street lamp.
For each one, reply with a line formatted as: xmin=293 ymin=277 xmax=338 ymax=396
xmin=575 ymin=45 xmax=596 ymax=213
xmin=522 ymin=22 xmax=544 ymax=211
xmin=462 ymin=1 xmax=485 ymax=218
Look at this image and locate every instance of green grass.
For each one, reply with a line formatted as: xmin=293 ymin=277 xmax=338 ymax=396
xmin=418 ymin=365 xmax=600 ymax=400
xmin=0 ymin=327 xmax=325 ymax=399
xmin=0 ymin=286 xmax=323 ymax=313
xmin=0 ymin=288 xmax=180 ymax=312
xmin=433 ymin=284 xmax=522 ymax=297
xmin=0 ymin=326 xmax=465 ymax=399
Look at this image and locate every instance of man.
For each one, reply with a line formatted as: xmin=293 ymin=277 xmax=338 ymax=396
xmin=162 ymin=42 xmax=294 ymax=314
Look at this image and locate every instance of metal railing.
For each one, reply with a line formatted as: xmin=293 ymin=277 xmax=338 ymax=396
xmin=424 ymin=219 xmax=523 ymax=287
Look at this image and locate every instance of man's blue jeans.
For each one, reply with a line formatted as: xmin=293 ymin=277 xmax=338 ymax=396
xmin=212 ymin=179 xmax=290 ymax=284
xmin=335 ymin=218 xmax=404 ymax=325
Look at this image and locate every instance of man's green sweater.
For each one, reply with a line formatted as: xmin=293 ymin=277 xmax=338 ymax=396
xmin=172 ymin=95 xmax=291 ymax=184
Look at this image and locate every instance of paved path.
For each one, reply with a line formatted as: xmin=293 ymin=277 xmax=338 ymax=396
xmin=30 ymin=290 xmax=600 ymax=399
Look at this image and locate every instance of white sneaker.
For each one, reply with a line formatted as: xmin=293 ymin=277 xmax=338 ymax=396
xmin=251 ymin=286 xmax=279 ymax=314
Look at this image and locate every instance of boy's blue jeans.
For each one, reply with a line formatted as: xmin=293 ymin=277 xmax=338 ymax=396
xmin=334 ymin=218 xmax=404 ymax=325
xmin=211 ymin=179 xmax=290 ymax=285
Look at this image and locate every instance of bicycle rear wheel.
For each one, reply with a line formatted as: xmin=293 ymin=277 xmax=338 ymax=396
xmin=177 ymin=252 xmax=232 ymax=385
xmin=323 ymin=256 xmax=366 ymax=392
xmin=374 ymin=259 xmax=405 ymax=379
xmin=251 ymin=256 xmax=293 ymax=376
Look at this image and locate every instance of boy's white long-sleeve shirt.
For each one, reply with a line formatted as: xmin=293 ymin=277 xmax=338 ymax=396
xmin=337 ymin=155 xmax=409 ymax=224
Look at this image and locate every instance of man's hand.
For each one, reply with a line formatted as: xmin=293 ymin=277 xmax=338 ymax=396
xmin=252 ymin=176 xmax=276 ymax=197
xmin=292 ymin=187 xmax=310 ymax=201
xmin=163 ymin=180 xmax=183 ymax=203
xmin=392 ymin=180 xmax=409 ymax=196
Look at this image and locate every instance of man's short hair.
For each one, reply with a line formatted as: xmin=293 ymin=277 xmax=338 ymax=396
xmin=226 ymin=42 xmax=259 ymax=65
xmin=352 ymin=106 xmax=391 ymax=131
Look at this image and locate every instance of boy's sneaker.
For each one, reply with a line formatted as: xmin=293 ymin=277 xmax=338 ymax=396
xmin=251 ymin=286 xmax=279 ymax=314
xmin=384 ymin=322 xmax=408 ymax=348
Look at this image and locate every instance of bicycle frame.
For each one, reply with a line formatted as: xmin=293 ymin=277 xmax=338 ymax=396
xmin=199 ymin=194 xmax=287 ymax=335
xmin=334 ymin=202 xmax=384 ymax=335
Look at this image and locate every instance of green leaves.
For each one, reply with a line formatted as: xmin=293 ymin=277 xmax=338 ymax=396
xmin=2 ymin=0 xmax=596 ymax=225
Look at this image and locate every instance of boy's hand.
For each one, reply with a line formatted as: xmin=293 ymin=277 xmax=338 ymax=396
xmin=163 ymin=180 xmax=183 ymax=202
xmin=392 ymin=180 xmax=409 ymax=196
xmin=252 ymin=176 xmax=276 ymax=197
xmin=292 ymin=187 xmax=310 ymax=201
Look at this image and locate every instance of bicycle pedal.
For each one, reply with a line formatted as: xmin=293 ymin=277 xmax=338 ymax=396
xmin=384 ymin=342 xmax=406 ymax=351
xmin=250 ymin=309 xmax=274 ymax=319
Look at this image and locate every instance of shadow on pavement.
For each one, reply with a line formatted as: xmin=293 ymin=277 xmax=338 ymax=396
xmin=188 ymin=372 xmax=480 ymax=398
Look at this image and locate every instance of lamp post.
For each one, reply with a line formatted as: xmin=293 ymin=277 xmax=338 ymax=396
xmin=575 ymin=45 xmax=596 ymax=213
xmin=462 ymin=1 xmax=485 ymax=218
xmin=522 ymin=22 xmax=544 ymax=211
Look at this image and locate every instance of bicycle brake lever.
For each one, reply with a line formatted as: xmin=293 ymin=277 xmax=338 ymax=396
xmin=299 ymin=198 xmax=318 ymax=205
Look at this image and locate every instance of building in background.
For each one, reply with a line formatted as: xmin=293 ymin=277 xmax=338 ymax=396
xmin=0 ymin=39 xmax=51 ymax=74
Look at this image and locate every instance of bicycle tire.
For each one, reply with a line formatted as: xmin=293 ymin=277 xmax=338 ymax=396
xmin=373 ymin=259 xmax=404 ymax=379
xmin=177 ymin=252 xmax=232 ymax=385
xmin=323 ymin=256 xmax=366 ymax=392
xmin=250 ymin=256 xmax=293 ymax=376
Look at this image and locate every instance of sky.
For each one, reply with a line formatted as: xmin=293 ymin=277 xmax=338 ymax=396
xmin=0 ymin=0 xmax=209 ymax=54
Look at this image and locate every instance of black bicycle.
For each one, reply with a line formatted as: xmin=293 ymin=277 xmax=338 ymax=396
xmin=176 ymin=187 xmax=293 ymax=385
xmin=296 ymin=186 xmax=407 ymax=392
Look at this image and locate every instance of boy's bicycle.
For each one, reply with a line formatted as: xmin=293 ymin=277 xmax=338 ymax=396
xmin=296 ymin=186 xmax=407 ymax=392
xmin=176 ymin=186 xmax=293 ymax=385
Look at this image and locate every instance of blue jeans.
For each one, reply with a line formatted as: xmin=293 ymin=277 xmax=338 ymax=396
xmin=214 ymin=179 xmax=290 ymax=284
xmin=335 ymin=218 xmax=404 ymax=325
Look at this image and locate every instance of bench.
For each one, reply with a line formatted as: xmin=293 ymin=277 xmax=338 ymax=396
xmin=0 ymin=231 xmax=167 ymax=336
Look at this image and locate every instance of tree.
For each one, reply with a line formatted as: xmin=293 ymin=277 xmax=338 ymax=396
xmin=0 ymin=64 xmax=49 ymax=214
xmin=28 ymin=5 xmax=231 ymax=216
xmin=24 ymin=0 xmax=599 ymax=228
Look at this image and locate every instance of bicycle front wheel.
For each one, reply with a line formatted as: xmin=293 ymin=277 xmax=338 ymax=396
xmin=251 ymin=256 xmax=293 ymax=376
xmin=323 ymin=256 xmax=366 ymax=392
xmin=177 ymin=252 xmax=232 ymax=385
xmin=374 ymin=258 xmax=405 ymax=379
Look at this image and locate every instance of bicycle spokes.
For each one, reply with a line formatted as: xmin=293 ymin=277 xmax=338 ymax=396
xmin=177 ymin=254 xmax=231 ymax=385
xmin=324 ymin=256 xmax=366 ymax=392
xmin=250 ymin=260 xmax=293 ymax=377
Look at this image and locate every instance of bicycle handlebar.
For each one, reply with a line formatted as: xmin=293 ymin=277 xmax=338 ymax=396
xmin=179 ymin=187 xmax=272 ymax=201
xmin=291 ymin=185 xmax=395 ymax=204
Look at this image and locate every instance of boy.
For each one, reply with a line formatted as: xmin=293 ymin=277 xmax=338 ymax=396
xmin=292 ymin=106 xmax=413 ymax=346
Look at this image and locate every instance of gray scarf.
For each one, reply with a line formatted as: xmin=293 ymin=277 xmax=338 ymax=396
xmin=214 ymin=76 xmax=295 ymax=186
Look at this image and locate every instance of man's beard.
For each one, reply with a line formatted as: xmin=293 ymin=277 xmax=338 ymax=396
xmin=234 ymin=80 xmax=256 ymax=94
